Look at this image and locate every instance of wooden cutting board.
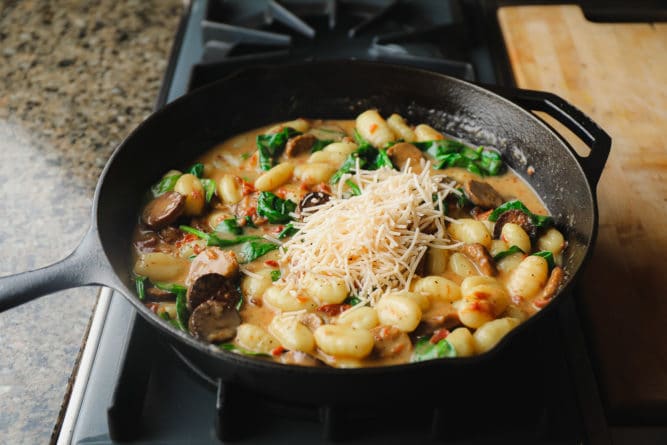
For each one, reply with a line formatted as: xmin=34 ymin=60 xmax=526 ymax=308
xmin=499 ymin=5 xmax=667 ymax=422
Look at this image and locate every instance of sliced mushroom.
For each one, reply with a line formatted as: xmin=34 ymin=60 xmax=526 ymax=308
xmin=386 ymin=142 xmax=424 ymax=173
xmin=370 ymin=325 xmax=412 ymax=359
xmin=133 ymin=230 xmax=159 ymax=253
xmin=534 ymin=266 xmax=565 ymax=308
xmin=186 ymin=247 xmax=239 ymax=286
xmin=285 ymin=133 xmax=318 ymax=157
xmin=279 ymin=350 xmax=321 ymax=367
xmin=299 ymin=191 xmax=330 ymax=211
xmin=141 ymin=191 xmax=186 ymax=230
xmin=464 ymin=180 xmax=504 ymax=209
xmin=492 ymin=209 xmax=537 ymax=239
xmin=158 ymin=225 xmax=182 ymax=243
xmin=298 ymin=313 xmax=324 ymax=332
xmin=188 ymin=300 xmax=241 ymax=343
xmin=186 ymin=272 xmax=239 ymax=312
xmin=414 ymin=310 xmax=461 ymax=337
xmin=460 ymin=243 xmax=497 ymax=276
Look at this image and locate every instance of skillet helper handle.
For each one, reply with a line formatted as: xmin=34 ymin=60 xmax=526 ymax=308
xmin=0 ymin=226 xmax=116 ymax=312
xmin=499 ymin=87 xmax=611 ymax=188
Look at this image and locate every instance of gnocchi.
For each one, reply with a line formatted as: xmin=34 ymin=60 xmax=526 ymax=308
xmin=133 ymin=111 xmax=566 ymax=367
xmin=314 ymin=325 xmax=374 ymax=359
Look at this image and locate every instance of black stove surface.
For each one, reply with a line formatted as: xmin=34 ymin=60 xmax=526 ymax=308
xmin=58 ymin=0 xmax=617 ymax=443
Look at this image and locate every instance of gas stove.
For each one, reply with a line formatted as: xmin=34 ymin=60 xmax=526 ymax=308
xmin=56 ymin=1 xmax=611 ymax=443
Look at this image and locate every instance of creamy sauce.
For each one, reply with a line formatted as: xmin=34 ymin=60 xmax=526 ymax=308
xmin=132 ymin=117 xmax=560 ymax=367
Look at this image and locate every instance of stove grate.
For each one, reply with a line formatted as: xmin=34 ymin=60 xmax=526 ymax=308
xmin=198 ymin=0 xmax=476 ymax=81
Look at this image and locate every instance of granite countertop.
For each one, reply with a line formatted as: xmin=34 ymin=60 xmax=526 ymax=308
xmin=0 ymin=1 xmax=183 ymax=442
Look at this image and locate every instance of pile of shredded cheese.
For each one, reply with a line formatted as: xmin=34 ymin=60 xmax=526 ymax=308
xmin=279 ymin=163 xmax=462 ymax=307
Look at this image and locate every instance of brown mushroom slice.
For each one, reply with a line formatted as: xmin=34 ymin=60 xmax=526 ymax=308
xmin=134 ymin=230 xmax=160 ymax=253
xmin=534 ymin=267 xmax=565 ymax=308
xmin=279 ymin=350 xmax=322 ymax=367
xmin=159 ymin=225 xmax=182 ymax=243
xmin=299 ymin=191 xmax=330 ymax=212
xmin=186 ymin=247 xmax=239 ymax=286
xmin=141 ymin=191 xmax=186 ymax=230
xmin=386 ymin=142 xmax=424 ymax=173
xmin=414 ymin=309 xmax=461 ymax=337
xmin=285 ymin=133 xmax=318 ymax=157
xmin=460 ymin=243 xmax=497 ymax=276
xmin=186 ymin=272 xmax=239 ymax=312
xmin=492 ymin=209 xmax=537 ymax=239
xmin=464 ymin=179 xmax=504 ymax=209
xmin=370 ymin=325 xmax=412 ymax=359
xmin=188 ymin=300 xmax=241 ymax=343
xmin=298 ymin=313 xmax=324 ymax=332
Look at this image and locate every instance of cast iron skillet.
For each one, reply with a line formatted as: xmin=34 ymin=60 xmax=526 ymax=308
xmin=0 ymin=61 xmax=610 ymax=405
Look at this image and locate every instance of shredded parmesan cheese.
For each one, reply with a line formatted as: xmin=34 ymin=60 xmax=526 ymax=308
xmin=280 ymin=164 xmax=459 ymax=307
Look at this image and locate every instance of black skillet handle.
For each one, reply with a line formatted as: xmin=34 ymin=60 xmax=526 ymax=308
xmin=491 ymin=86 xmax=611 ymax=188
xmin=0 ymin=226 xmax=121 ymax=312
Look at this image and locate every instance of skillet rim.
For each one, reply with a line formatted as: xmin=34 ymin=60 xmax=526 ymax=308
xmin=91 ymin=59 xmax=599 ymax=374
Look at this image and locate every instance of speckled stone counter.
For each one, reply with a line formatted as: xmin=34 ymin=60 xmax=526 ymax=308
xmin=0 ymin=1 xmax=183 ymax=443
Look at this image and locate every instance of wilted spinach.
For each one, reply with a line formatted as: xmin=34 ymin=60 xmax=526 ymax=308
xmin=257 ymin=192 xmax=297 ymax=224
xmin=256 ymin=127 xmax=301 ymax=171
xmin=413 ymin=140 xmax=503 ymax=176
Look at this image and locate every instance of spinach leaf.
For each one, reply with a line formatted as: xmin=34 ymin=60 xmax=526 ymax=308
xmin=200 ymin=178 xmax=216 ymax=203
xmin=487 ymin=199 xmax=554 ymax=228
xmin=239 ymin=239 xmax=279 ymax=263
xmin=413 ymin=140 xmax=504 ymax=176
xmin=179 ymin=225 xmax=262 ymax=247
xmin=493 ymin=245 xmax=525 ymax=262
xmin=532 ymin=250 xmax=556 ymax=270
xmin=244 ymin=216 xmax=257 ymax=228
xmin=411 ymin=336 xmax=456 ymax=362
xmin=175 ymin=291 xmax=189 ymax=331
xmin=344 ymin=295 xmax=362 ymax=306
xmin=219 ymin=343 xmax=270 ymax=357
xmin=257 ymin=191 xmax=297 ymax=224
xmin=159 ymin=311 xmax=181 ymax=330
xmin=414 ymin=139 xmax=465 ymax=158
xmin=256 ymin=127 xmax=301 ymax=171
xmin=330 ymin=144 xmax=392 ymax=184
xmin=330 ymin=151 xmax=361 ymax=184
xmin=479 ymin=150 xmax=503 ymax=176
xmin=311 ymin=139 xmax=333 ymax=152
xmin=151 ymin=174 xmax=181 ymax=197
xmin=270 ymin=270 xmax=281 ymax=282
xmin=153 ymin=282 xmax=189 ymax=331
xmin=154 ymin=282 xmax=188 ymax=294
xmin=278 ymin=222 xmax=298 ymax=239
xmin=345 ymin=179 xmax=362 ymax=196
xmin=353 ymin=128 xmax=372 ymax=147
xmin=216 ymin=218 xmax=243 ymax=236
xmin=135 ymin=276 xmax=147 ymax=301
xmin=188 ymin=163 xmax=205 ymax=178
xmin=374 ymin=148 xmax=394 ymax=169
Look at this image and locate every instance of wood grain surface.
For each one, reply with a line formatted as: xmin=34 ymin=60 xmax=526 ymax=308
xmin=499 ymin=5 xmax=667 ymax=422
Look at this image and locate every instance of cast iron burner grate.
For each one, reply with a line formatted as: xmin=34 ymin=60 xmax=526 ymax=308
xmin=192 ymin=0 xmax=476 ymax=89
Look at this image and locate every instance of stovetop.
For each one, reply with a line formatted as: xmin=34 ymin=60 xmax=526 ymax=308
xmin=55 ymin=0 xmax=634 ymax=443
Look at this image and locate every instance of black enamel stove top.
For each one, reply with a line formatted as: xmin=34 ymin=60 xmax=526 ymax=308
xmin=56 ymin=1 xmax=610 ymax=444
